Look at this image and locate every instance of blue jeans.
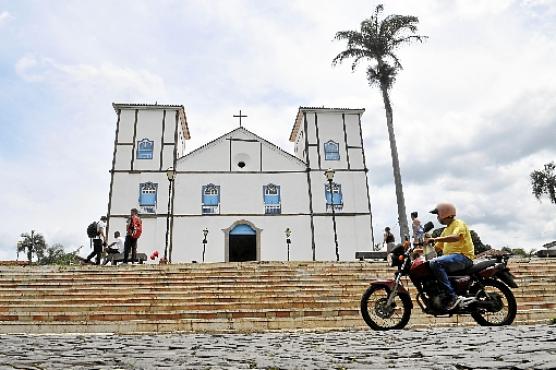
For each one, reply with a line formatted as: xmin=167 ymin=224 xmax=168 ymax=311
xmin=429 ymin=253 xmax=473 ymax=299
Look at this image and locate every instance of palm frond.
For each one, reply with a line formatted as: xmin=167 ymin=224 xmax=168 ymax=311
xmin=332 ymin=48 xmax=369 ymax=67
xmin=391 ymin=34 xmax=428 ymax=47
xmin=386 ymin=52 xmax=403 ymax=70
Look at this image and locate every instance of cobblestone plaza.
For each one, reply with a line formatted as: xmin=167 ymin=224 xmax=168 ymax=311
xmin=1 ymin=325 xmax=555 ymax=369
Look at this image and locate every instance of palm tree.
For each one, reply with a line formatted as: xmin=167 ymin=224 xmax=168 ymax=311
xmin=16 ymin=230 xmax=46 ymax=262
xmin=332 ymin=4 xmax=427 ymax=239
xmin=530 ymin=162 xmax=556 ymax=204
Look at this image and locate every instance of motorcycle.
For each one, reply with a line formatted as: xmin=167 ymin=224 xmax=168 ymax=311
xmin=361 ymin=221 xmax=518 ymax=330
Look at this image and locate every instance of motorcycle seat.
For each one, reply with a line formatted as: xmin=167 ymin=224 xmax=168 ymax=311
xmin=466 ymin=259 xmax=497 ymax=274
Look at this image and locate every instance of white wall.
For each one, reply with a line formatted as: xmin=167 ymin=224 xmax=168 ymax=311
xmin=107 ymin=106 xmax=374 ymax=262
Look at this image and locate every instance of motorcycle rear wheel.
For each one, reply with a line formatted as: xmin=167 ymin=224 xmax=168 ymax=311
xmin=471 ymin=279 xmax=517 ymax=326
xmin=360 ymin=285 xmax=412 ymax=330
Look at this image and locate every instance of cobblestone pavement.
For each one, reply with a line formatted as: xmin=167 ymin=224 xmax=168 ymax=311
xmin=0 ymin=325 xmax=555 ymax=369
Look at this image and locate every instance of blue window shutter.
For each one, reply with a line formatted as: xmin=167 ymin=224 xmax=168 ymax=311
xmin=325 ymin=186 xmax=332 ymax=203
xmin=263 ymin=184 xmax=280 ymax=204
xmin=325 ymin=183 xmax=342 ymax=204
xmin=264 ymin=195 xmax=280 ymax=204
xmin=137 ymin=138 xmax=154 ymax=159
xmin=333 ymin=192 xmax=342 ymax=205
xmin=141 ymin=192 xmax=156 ymax=206
xmin=139 ymin=182 xmax=157 ymax=206
xmin=204 ymin=195 xmax=219 ymax=205
xmin=324 ymin=141 xmax=340 ymax=161
xmin=202 ymin=184 xmax=220 ymax=205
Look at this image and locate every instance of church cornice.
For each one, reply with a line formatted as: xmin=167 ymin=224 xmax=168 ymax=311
xmin=109 ymin=168 xmax=368 ymax=174
xmin=112 ymin=102 xmax=191 ymax=140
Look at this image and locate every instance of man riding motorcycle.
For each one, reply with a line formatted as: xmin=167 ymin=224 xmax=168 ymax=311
xmin=426 ymin=203 xmax=475 ymax=310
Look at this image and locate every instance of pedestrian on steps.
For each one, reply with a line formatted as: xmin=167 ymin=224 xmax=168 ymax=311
xmin=85 ymin=216 xmax=107 ymax=265
xmin=123 ymin=208 xmax=142 ymax=264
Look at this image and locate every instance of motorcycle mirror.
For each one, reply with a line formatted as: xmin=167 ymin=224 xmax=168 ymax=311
xmin=423 ymin=221 xmax=435 ymax=233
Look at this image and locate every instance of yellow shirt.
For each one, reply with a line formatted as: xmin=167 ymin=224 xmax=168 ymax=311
xmin=436 ymin=218 xmax=475 ymax=260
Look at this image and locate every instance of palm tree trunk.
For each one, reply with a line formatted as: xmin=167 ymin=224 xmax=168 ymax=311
xmin=380 ymin=84 xmax=409 ymax=240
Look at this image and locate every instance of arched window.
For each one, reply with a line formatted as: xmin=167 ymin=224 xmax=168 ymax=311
xmin=325 ymin=182 xmax=343 ymax=211
xmin=202 ymin=184 xmax=220 ymax=214
xmin=139 ymin=182 xmax=158 ymax=213
xmin=324 ymin=140 xmax=340 ymax=161
xmin=263 ymin=184 xmax=281 ymax=214
xmin=137 ymin=138 xmax=154 ymax=160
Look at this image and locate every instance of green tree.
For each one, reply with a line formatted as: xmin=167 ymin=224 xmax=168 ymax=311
xmin=16 ymin=230 xmax=46 ymax=262
xmin=37 ymin=243 xmax=82 ymax=265
xmin=510 ymin=248 xmax=527 ymax=258
xmin=530 ymin=162 xmax=556 ymax=204
xmin=332 ymin=4 xmax=427 ymax=239
xmin=470 ymin=230 xmax=491 ymax=255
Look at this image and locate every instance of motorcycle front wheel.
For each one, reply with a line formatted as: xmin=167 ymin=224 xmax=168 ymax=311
xmin=360 ymin=285 xmax=412 ymax=330
xmin=471 ymin=279 xmax=517 ymax=326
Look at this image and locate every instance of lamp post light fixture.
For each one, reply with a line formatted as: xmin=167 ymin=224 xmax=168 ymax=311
xmin=164 ymin=167 xmax=177 ymax=263
xmin=324 ymin=168 xmax=340 ymax=262
xmin=285 ymin=227 xmax=292 ymax=261
xmin=202 ymin=227 xmax=209 ymax=262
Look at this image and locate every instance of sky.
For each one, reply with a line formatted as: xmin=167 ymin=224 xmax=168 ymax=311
xmin=0 ymin=0 xmax=555 ymax=260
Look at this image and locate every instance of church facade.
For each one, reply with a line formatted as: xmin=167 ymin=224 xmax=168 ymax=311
xmin=107 ymin=103 xmax=375 ymax=262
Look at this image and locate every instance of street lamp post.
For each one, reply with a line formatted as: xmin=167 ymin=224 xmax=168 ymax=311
xmin=202 ymin=227 xmax=208 ymax=262
xmin=324 ymin=168 xmax=340 ymax=262
xmin=164 ymin=167 xmax=176 ymax=263
xmin=285 ymin=228 xmax=292 ymax=261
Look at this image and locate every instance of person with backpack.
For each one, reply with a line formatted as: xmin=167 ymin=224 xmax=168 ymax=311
xmin=123 ymin=208 xmax=142 ymax=264
xmin=85 ymin=216 xmax=107 ymax=265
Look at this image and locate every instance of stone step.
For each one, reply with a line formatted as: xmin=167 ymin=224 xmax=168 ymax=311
xmin=0 ymin=307 xmax=552 ymax=334
xmin=0 ymin=261 xmax=554 ymax=334
xmin=0 ymin=289 xmax=550 ymax=306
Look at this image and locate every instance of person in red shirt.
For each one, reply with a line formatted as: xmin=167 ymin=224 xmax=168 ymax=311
xmin=123 ymin=208 xmax=142 ymax=264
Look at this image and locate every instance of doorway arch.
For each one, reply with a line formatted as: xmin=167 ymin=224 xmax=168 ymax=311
xmin=223 ymin=220 xmax=261 ymax=262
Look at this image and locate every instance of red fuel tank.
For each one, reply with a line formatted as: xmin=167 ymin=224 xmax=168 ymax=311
xmin=409 ymin=257 xmax=433 ymax=279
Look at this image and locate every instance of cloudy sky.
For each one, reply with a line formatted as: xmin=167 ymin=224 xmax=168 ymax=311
xmin=0 ymin=0 xmax=555 ymax=260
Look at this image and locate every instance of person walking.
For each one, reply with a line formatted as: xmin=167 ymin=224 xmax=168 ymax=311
xmin=411 ymin=211 xmax=424 ymax=246
xmin=383 ymin=227 xmax=396 ymax=253
xmin=85 ymin=216 xmax=107 ymax=265
xmin=123 ymin=208 xmax=142 ymax=264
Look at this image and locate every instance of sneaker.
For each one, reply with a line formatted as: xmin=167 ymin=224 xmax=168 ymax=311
xmin=446 ymin=296 xmax=464 ymax=311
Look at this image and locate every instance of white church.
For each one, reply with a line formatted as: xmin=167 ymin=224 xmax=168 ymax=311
xmin=106 ymin=103 xmax=375 ymax=262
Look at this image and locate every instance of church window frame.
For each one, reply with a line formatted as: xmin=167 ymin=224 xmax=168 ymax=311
xmin=138 ymin=182 xmax=158 ymax=214
xmin=263 ymin=183 xmax=281 ymax=215
xmin=324 ymin=140 xmax=340 ymax=161
xmin=324 ymin=182 xmax=343 ymax=211
xmin=202 ymin=184 xmax=220 ymax=215
xmin=137 ymin=138 xmax=154 ymax=160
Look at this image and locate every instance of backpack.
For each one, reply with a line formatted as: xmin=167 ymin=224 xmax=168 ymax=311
xmin=86 ymin=222 xmax=99 ymax=238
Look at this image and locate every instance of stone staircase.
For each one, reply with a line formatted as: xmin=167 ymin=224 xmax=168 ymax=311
xmin=0 ymin=260 xmax=554 ymax=334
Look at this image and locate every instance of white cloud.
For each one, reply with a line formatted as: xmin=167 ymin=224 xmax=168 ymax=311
xmin=15 ymin=55 xmax=167 ymax=100
xmin=0 ymin=10 xmax=13 ymax=26
xmin=1 ymin=0 xmax=556 ymax=260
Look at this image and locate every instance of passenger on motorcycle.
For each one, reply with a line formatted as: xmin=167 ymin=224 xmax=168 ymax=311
xmin=426 ymin=203 xmax=475 ymax=311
